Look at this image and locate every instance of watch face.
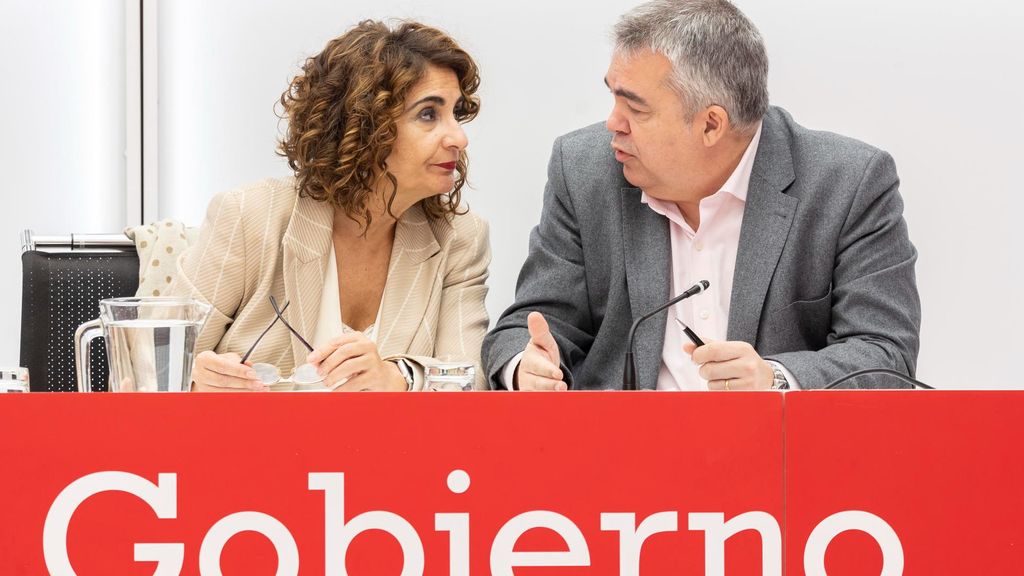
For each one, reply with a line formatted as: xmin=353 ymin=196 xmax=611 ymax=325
xmin=771 ymin=366 xmax=788 ymax=390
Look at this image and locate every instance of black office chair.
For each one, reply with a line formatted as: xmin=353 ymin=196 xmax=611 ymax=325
xmin=20 ymin=231 xmax=139 ymax=392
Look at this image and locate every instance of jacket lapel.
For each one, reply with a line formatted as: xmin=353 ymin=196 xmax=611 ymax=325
xmin=281 ymin=194 xmax=333 ymax=366
xmin=727 ymin=114 xmax=798 ymax=345
xmin=621 ymin=188 xmax=672 ymax=390
xmin=375 ymin=204 xmax=442 ymax=357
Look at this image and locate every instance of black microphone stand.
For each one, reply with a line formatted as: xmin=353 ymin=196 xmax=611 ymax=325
xmin=623 ymin=280 xmax=709 ymax=390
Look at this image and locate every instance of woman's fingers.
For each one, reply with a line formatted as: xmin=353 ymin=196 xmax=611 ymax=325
xmin=314 ymin=338 xmax=377 ymax=379
xmin=193 ymin=350 xmax=266 ymax=391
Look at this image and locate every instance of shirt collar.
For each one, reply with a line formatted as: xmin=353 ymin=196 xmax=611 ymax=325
xmin=720 ymin=121 xmax=762 ymax=202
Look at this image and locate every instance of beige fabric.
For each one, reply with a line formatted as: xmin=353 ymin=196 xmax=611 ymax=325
xmin=168 ymin=176 xmax=491 ymax=390
xmin=124 ymin=220 xmax=200 ymax=297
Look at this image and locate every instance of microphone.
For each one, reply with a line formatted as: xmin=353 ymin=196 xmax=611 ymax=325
xmin=823 ymin=368 xmax=934 ymax=389
xmin=623 ymin=280 xmax=709 ymax=390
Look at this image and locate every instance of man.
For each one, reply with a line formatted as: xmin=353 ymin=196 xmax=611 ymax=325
xmin=482 ymin=0 xmax=920 ymax=391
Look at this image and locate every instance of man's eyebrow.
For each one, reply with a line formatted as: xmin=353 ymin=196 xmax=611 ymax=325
xmin=603 ymin=77 xmax=648 ymax=107
xmin=406 ymin=95 xmax=445 ymax=110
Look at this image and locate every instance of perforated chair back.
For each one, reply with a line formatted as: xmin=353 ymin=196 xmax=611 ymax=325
xmin=20 ymin=240 xmax=139 ymax=392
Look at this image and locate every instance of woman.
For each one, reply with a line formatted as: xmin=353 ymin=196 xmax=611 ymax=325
xmin=170 ymin=20 xmax=490 ymax=391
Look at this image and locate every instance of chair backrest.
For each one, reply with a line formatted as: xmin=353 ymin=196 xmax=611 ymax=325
xmin=20 ymin=240 xmax=139 ymax=392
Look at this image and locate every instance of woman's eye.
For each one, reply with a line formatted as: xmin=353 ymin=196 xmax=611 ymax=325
xmin=417 ymin=107 xmax=437 ymax=121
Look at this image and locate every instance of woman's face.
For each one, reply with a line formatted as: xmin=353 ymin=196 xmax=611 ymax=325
xmin=384 ymin=65 xmax=469 ymax=207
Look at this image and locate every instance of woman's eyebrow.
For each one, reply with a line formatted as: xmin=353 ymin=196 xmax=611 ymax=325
xmin=406 ymin=95 xmax=445 ymax=111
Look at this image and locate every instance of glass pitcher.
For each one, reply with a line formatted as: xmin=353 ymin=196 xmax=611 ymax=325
xmin=74 ymin=297 xmax=212 ymax=392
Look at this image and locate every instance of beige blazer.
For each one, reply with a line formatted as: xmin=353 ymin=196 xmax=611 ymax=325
xmin=169 ymin=176 xmax=491 ymax=390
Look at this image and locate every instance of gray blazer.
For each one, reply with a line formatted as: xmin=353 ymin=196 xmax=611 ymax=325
xmin=483 ymin=107 xmax=920 ymax=390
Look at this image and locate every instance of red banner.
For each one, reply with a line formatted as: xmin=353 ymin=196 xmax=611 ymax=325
xmin=0 ymin=393 xmax=783 ymax=575
xmin=4 ymin=391 xmax=1022 ymax=575
xmin=785 ymin=391 xmax=1024 ymax=575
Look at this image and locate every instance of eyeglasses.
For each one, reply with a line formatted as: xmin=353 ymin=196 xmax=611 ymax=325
xmin=241 ymin=296 xmax=323 ymax=387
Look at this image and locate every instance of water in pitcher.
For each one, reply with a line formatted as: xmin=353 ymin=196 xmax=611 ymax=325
xmin=104 ymin=318 xmax=203 ymax=392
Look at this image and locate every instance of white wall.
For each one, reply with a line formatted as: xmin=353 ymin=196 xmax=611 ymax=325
xmin=0 ymin=0 xmax=127 ymax=369
xmin=7 ymin=0 xmax=1022 ymax=388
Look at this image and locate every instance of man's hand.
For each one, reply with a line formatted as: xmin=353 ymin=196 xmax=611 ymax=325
xmin=513 ymin=312 xmax=567 ymax=391
xmin=683 ymin=341 xmax=773 ymax=390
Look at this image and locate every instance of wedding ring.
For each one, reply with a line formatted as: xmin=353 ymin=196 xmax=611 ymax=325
xmin=725 ymin=379 xmax=731 ymax=391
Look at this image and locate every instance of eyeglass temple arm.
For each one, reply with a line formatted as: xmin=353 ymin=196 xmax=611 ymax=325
xmin=270 ymin=296 xmax=315 ymax=353
xmin=239 ymin=300 xmax=291 ymax=364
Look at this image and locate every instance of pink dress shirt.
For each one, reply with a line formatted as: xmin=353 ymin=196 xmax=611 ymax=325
xmin=642 ymin=123 xmax=774 ymax=390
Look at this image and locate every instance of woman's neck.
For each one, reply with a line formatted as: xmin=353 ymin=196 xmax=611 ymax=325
xmin=331 ymin=200 xmax=399 ymax=245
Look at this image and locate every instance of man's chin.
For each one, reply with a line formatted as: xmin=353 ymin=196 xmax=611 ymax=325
xmin=620 ymin=164 xmax=645 ymax=189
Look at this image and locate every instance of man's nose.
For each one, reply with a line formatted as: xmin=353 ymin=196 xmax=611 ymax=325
xmin=606 ymin=104 xmax=628 ymax=134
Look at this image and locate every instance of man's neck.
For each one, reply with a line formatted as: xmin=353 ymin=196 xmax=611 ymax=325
xmin=675 ymin=130 xmax=757 ymax=230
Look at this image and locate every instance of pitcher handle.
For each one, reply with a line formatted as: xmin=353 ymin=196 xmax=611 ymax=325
xmin=74 ymin=319 xmax=103 ymax=393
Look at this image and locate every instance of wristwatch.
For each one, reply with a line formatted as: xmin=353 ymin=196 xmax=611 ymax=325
xmin=394 ymin=359 xmax=415 ymax=391
xmin=769 ymin=363 xmax=789 ymax=390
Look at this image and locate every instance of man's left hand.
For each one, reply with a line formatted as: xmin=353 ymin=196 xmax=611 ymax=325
xmin=683 ymin=341 xmax=774 ymax=390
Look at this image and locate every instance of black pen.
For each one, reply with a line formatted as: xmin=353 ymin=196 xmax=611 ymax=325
xmin=674 ymin=317 xmax=706 ymax=347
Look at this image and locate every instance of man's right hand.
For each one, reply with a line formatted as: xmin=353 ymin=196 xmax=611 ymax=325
xmin=513 ymin=312 xmax=567 ymax=391
xmin=192 ymin=350 xmax=268 ymax=392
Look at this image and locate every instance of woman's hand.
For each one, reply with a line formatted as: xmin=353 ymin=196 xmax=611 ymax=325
xmin=192 ymin=350 xmax=268 ymax=392
xmin=306 ymin=333 xmax=408 ymax=391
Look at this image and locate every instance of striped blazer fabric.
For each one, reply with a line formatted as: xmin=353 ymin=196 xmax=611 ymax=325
xmin=169 ymin=176 xmax=491 ymax=390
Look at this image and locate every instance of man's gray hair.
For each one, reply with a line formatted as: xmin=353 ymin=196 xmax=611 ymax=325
xmin=614 ymin=0 xmax=769 ymax=131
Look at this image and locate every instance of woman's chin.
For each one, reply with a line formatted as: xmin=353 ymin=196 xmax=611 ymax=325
xmin=428 ymin=180 xmax=456 ymax=197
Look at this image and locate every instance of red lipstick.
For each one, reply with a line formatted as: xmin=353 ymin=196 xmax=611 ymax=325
xmin=434 ymin=162 xmax=457 ymax=171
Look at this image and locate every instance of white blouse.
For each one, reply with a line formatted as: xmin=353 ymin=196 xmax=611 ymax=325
xmin=310 ymin=243 xmax=381 ymax=347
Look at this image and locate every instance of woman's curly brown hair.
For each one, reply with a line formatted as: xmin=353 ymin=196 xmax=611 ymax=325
xmin=278 ymin=20 xmax=480 ymax=229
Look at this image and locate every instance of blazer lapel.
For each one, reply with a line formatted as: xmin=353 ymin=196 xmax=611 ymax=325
xmin=621 ymin=188 xmax=671 ymax=390
xmin=375 ymin=204 xmax=442 ymax=357
xmin=281 ymin=194 xmax=333 ymax=366
xmin=727 ymin=115 xmax=798 ymax=345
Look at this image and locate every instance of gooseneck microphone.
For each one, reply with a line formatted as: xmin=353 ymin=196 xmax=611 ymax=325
xmin=623 ymin=280 xmax=709 ymax=390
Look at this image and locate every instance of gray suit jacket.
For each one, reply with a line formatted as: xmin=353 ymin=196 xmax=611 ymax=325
xmin=483 ymin=106 xmax=920 ymax=390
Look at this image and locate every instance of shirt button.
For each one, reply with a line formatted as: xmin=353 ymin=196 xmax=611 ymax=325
xmin=695 ymin=241 xmax=704 ymax=251
xmin=699 ymin=309 xmax=710 ymax=320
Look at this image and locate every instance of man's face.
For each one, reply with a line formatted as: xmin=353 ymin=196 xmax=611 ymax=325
xmin=605 ymin=50 xmax=702 ymax=201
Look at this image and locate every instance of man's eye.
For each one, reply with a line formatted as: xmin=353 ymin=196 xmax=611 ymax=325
xmin=418 ymin=107 xmax=437 ymax=121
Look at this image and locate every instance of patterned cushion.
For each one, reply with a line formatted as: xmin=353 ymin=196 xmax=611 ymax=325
xmin=123 ymin=220 xmax=199 ymax=298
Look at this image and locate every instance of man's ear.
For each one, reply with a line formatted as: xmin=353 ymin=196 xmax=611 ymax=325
xmin=701 ymin=105 xmax=731 ymax=147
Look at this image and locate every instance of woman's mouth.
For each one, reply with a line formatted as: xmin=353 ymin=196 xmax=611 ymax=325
xmin=433 ymin=162 xmax=457 ymax=171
